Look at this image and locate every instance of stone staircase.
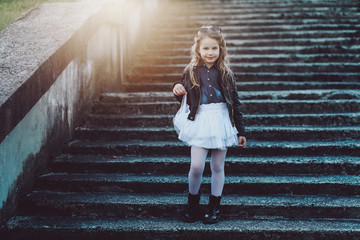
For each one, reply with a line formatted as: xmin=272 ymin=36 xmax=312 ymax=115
xmin=2 ymin=0 xmax=360 ymax=239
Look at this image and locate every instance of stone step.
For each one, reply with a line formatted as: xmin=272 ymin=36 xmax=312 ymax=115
xmin=166 ymin=12 xmax=360 ymax=21
xmin=98 ymin=90 xmax=360 ymax=103
xmin=149 ymin=30 xmax=359 ymax=42
xmin=63 ymin=139 xmax=360 ymax=156
xmin=86 ymin=112 xmax=360 ymax=128
xmin=122 ymin=81 xmax=360 ymax=92
xmin=137 ymin=54 xmax=360 ymax=65
xmin=161 ymin=7 xmax=360 ymax=17
xmin=146 ymin=38 xmax=360 ymax=48
xmin=19 ymin=191 xmax=360 ymax=219
xmin=92 ymin=100 xmax=360 ymax=115
xmin=156 ymin=19 xmax=360 ymax=28
xmin=51 ymin=154 xmax=360 ymax=175
xmin=131 ymin=63 xmax=360 ymax=74
xmin=142 ymin=45 xmax=360 ymax=56
xmin=163 ymin=12 xmax=360 ymax=20
xmin=177 ymin=3 xmax=359 ymax=9
xmin=164 ymin=5 xmax=360 ymax=14
xmin=34 ymin=173 xmax=360 ymax=195
xmin=73 ymin=126 xmax=360 ymax=141
xmin=166 ymin=7 xmax=360 ymax=14
xmin=178 ymin=0 xmax=357 ymax=6
xmin=167 ymin=2 xmax=360 ymax=8
xmin=4 ymin=216 xmax=360 ymax=240
xmin=153 ymin=25 xmax=360 ymax=35
xmin=128 ymin=72 xmax=360 ymax=83
xmin=180 ymin=0 xmax=355 ymax=4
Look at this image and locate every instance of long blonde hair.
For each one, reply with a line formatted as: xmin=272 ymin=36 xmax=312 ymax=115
xmin=188 ymin=26 xmax=234 ymax=90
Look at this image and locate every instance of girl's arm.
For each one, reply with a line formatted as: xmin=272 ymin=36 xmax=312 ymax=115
xmin=173 ymin=68 xmax=188 ymax=102
xmin=228 ymin=76 xmax=246 ymax=138
xmin=229 ymin=78 xmax=247 ymax=148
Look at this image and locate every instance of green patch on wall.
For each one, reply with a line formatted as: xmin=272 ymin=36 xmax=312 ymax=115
xmin=0 ymin=0 xmax=75 ymax=31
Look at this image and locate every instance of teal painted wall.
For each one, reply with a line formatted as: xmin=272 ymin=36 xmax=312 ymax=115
xmin=0 ymin=57 xmax=92 ymax=212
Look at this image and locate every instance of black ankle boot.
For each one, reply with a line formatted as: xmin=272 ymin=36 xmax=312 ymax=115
xmin=181 ymin=193 xmax=200 ymax=223
xmin=203 ymin=195 xmax=221 ymax=224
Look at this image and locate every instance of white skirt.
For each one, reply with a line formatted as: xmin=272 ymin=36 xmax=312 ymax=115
xmin=173 ymin=95 xmax=238 ymax=150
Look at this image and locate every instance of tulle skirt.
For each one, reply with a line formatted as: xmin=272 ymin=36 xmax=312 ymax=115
xmin=173 ymin=95 xmax=238 ymax=150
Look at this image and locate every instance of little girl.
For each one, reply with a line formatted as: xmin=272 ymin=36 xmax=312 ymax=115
xmin=173 ymin=26 xmax=246 ymax=224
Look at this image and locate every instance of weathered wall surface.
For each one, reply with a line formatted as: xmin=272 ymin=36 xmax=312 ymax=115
xmin=0 ymin=0 xmax=163 ymax=223
xmin=0 ymin=57 xmax=92 ymax=223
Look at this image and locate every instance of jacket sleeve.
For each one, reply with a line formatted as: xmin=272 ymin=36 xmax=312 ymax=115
xmin=229 ymin=76 xmax=246 ymax=137
xmin=173 ymin=67 xmax=188 ymax=103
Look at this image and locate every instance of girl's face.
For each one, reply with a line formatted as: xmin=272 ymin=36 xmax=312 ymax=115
xmin=199 ymin=36 xmax=220 ymax=68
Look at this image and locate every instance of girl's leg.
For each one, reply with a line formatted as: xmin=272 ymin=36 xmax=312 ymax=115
xmin=203 ymin=148 xmax=227 ymax=224
xmin=188 ymin=145 xmax=208 ymax=195
xmin=182 ymin=146 xmax=208 ymax=222
xmin=210 ymin=148 xmax=227 ymax=197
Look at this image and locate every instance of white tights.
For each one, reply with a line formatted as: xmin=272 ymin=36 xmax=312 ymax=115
xmin=188 ymin=145 xmax=227 ymax=197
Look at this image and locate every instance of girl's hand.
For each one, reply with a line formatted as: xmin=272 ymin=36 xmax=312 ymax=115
xmin=238 ymin=136 xmax=246 ymax=148
xmin=173 ymin=83 xmax=187 ymax=96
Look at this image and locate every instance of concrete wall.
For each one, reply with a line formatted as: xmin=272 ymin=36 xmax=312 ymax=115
xmin=0 ymin=0 xmax=164 ymax=223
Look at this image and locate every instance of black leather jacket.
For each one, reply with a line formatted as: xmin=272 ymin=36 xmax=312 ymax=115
xmin=174 ymin=66 xmax=246 ymax=137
